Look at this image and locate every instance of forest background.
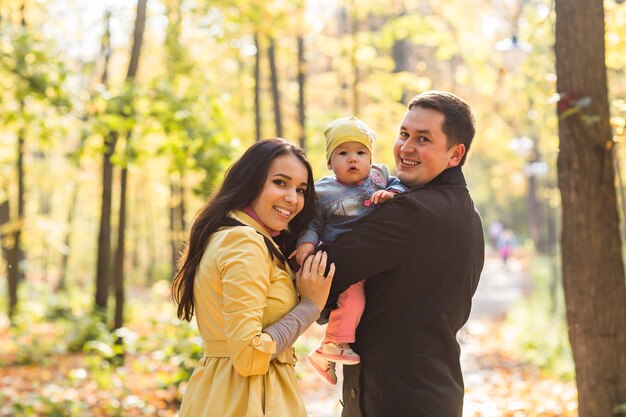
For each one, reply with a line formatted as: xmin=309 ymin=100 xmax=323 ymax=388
xmin=1 ymin=0 xmax=625 ymax=416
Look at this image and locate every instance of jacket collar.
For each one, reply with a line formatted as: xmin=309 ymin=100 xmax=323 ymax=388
xmin=229 ymin=210 xmax=293 ymax=274
xmin=412 ymin=166 xmax=467 ymax=190
xmin=230 ymin=210 xmax=275 ymax=241
xmin=241 ymin=207 xmax=280 ymax=237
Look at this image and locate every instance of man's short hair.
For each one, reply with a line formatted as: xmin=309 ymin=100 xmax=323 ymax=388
xmin=408 ymin=91 xmax=476 ymax=165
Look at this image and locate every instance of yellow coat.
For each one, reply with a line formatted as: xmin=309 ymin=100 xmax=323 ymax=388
xmin=179 ymin=211 xmax=307 ymax=417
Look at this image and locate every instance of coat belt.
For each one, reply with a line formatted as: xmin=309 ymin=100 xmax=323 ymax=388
xmin=201 ymin=341 xmax=297 ymax=366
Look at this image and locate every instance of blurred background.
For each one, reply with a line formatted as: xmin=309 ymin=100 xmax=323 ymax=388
xmin=0 ymin=0 xmax=625 ymax=416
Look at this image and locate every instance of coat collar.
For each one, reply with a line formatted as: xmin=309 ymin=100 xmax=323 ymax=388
xmin=410 ymin=166 xmax=467 ymax=190
xmin=230 ymin=210 xmax=275 ymax=241
xmin=229 ymin=210 xmax=280 ymax=255
xmin=229 ymin=210 xmax=294 ymax=275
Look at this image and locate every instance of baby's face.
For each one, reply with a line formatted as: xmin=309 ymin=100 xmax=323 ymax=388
xmin=328 ymin=141 xmax=371 ymax=184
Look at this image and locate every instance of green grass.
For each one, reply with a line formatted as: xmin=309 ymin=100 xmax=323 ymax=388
xmin=502 ymin=255 xmax=575 ymax=380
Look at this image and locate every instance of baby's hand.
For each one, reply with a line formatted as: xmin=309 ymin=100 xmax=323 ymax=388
xmin=289 ymin=242 xmax=316 ymax=266
xmin=371 ymin=190 xmax=396 ymax=204
xmin=296 ymin=251 xmax=335 ymax=311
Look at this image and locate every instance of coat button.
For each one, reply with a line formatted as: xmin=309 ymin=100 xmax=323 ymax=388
xmin=350 ymin=389 xmax=357 ymax=399
xmin=251 ymin=336 xmax=261 ymax=346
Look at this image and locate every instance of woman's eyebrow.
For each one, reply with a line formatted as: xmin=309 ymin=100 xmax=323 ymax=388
xmin=273 ymin=173 xmax=307 ymax=188
xmin=272 ymin=173 xmax=291 ymax=180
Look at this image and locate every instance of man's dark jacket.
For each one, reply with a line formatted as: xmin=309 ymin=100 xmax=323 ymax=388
xmin=321 ymin=166 xmax=485 ymax=417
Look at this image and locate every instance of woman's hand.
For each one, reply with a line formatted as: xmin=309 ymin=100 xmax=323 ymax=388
xmin=296 ymin=251 xmax=335 ymax=311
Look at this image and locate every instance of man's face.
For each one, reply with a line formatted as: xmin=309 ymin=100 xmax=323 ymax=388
xmin=393 ymin=106 xmax=465 ymax=188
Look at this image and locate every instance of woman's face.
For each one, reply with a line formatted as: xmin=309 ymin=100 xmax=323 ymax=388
xmin=251 ymin=154 xmax=309 ymax=231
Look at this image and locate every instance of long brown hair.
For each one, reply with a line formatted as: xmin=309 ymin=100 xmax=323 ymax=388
xmin=172 ymin=138 xmax=315 ymax=321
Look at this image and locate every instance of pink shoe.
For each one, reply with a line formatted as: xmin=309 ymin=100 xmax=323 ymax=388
xmin=320 ymin=342 xmax=360 ymax=365
xmin=307 ymin=348 xmax=337 ymax=385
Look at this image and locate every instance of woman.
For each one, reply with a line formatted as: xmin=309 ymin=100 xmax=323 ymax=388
xmin=172 ymin=138 xmax=334 ymax=417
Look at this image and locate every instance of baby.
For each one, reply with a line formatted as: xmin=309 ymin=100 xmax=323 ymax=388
xmin=291 ymin=116 xmax=406 ymax=385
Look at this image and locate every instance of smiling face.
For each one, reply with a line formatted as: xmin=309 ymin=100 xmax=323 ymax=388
xmin=328 ymin=141 xmax=372 ymax=184
xmin=393 ymin=106 xmax=465 ymax=188
xmin=251 ymin=154 xmax=309 ymax=231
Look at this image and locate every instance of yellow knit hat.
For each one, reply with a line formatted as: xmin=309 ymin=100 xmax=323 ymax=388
xmin=324 ymin=115 xmax=375 ymax=162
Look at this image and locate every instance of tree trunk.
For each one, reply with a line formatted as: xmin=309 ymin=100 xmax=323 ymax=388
xmin=297 ymin=35 xmax=306 ymax=149
xmin=100 ymin=9 xmax=112 ymax=86
xmin=350 ymin=15 xmax=360 ymax=116
xmin=163 ymin=0 xmax=184 ymax=276
xmin=112 ymin=161 xmax=127 ymax=365
xmin=169 ymin=181 xmax=177 ymax=273
xmin=7 ymin=7 xmax=28 ymax=317
xmin=145 ymin=186 xmax=157 ymax=286
xmin=0 ymin=198 xmax=9 ymax=263
xmin=614 ymin=152 xmax=626 ymax=241
xmin=555 ymin=2 xmax=626 ymax=416
xmin=113 ymin=0 xmax=148 ymax=335
xmin=95 ymin=132 xmax=116 ymax=311
xmin=392 ymin=38 xmax=410 ymax=104
xmin=254 ymin=32 xmax=262 ymax=141
xmin=0 ymin=197 xmax=18 ymax=320
xmin=94 ymin=10 xmax=114 ymax=313
xmin=4 ymin=98 xmax=27 ymax=320
xmin=392 ymin=38 xmax=410 ymax=73
xmin=5 ymin=236 xmax=19 ymax=321
xmin=37 ymin=153 xmax=52 ymax=282
xmin=267 ymin=37 xmax=282 ymax=138
xmin=16 ymin=110 xmax=24 ymax=275
xmin=58 ymin=182 xmax=78 ymax=292
xmin=0 ymin=200 xmax=8 ymax=255
xmin=169 ymin=179 xmax=185 ymax=274
xmin=527 ymin=172 xmax=541 ymax=248
xmin=126 ymin=0 xmax=147 ymax=81
xmin=113 ymin=165 xmax=127 ymax=331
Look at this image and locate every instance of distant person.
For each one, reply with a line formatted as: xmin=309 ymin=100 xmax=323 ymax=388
xmin=172 ymin=138 xmax=335 ymax=417
xmin=319 ymin=91 xmax=485 ymax=417
xmin=496 ymin=227 xmax=517 ymax=265
xmin=290 ymin=116 xmax=406 ymax=385
xmin=489 ymin=221 xmax=504 ymax=248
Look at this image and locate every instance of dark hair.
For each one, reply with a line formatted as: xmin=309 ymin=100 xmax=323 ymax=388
xmin=407 ymin=90 xmax=476 ymax=165
xmin=172 ymin=138 xmax=315 ymax=321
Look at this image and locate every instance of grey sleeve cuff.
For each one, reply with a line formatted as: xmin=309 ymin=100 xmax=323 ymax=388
xmin=297 ymin=230 xmax=320 ymax=247
xmin=264 ymin=298 xmax=321 ymax=360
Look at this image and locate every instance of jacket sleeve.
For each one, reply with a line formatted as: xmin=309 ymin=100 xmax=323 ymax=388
xmin=372 ymin=164 xmax=407 ymax=194
xmin=386 ymin=176 xmax=407 ymax=194
xmin=297 ymin=196 xmax=324 ymax=246
xmin=217 ymin=227 xmax=277 ymax=377
xmin=321 ymin=196 xmax=416 ymax=297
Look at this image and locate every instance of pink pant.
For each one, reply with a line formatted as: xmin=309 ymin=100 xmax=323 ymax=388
xmin=325 ymin=280 xmax=365 ymax=344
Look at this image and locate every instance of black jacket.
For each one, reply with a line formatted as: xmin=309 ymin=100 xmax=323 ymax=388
xmin=321 ymin=166 xmax=485 ymax=417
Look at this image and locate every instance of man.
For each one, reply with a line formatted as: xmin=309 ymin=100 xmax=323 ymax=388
xmin=320 ymin=90 xmax=485 ymax=417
